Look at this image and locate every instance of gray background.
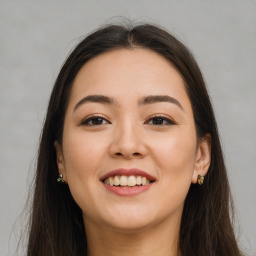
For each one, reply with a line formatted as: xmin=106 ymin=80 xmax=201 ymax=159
xmin=0 ymin=0 xmax=255 ymax=255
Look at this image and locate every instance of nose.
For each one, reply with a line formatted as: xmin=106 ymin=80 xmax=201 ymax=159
xmin=109 ymin=122 xmax=147 ymax=159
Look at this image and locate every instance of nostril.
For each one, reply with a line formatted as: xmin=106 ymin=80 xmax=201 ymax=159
xmin=114 ymin=152 xmax=141 ymax=157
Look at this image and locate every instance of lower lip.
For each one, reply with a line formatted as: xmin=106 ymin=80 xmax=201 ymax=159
xmin=103 ymin=183 xmax=153 ymax=196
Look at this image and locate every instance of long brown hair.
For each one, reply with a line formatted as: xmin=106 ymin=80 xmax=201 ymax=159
xmin=27 ymin=22 xmax=243 ymax=255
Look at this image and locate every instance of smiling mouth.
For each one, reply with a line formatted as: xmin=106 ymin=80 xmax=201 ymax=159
xmin=103 ymin=175 xmax=155 ymax=187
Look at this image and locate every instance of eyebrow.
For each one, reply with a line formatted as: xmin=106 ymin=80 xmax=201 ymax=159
xmin=73 ymin=95 xmax=117 ymax=111
xmin=73 ymin=94 xmax=183 ymax=112
xmin=138 ymin=95 xmax=183 ymax=110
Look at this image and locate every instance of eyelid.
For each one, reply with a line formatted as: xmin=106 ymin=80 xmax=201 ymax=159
xmin=79 ymin=114 xmax=111 ymax=126
xmin=145 ymin=114 xmax=176 ymax=125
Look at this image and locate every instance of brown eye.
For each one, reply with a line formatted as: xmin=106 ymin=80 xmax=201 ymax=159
xmin=80 ymin=116 xmax=110 ymax=126
xmin=146 ymin=116 xmax=175 ymax=126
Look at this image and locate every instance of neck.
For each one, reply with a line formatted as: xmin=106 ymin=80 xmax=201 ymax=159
xmin=84 ymin=217 xmax=182 ymax=256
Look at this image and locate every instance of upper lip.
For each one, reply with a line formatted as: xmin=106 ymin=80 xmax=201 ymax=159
xmin=100 ymin=168 xmax=156 ymax=182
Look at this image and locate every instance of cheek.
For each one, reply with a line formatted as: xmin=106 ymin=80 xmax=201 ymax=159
xmin=62 ymin=131 xmax=108 ymax=186
xmin=150 ymin=130 xmax=197 ymax=201
xmin=152 ymin=130 xmax=197 ymax=174
xmin=61 ymin=131 xmax=109 ymax=212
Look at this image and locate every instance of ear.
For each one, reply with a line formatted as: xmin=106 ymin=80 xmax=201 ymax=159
xmin=54 ymin=141 xmax=67 ymax=183
xmin=191 ymin=134 xmax=211 ymax=184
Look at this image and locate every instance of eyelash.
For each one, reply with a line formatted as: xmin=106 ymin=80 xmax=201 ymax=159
xmin=80 ymin=115 xmax=175 ymax=127
xmin=80 ymin=115 xmax=110 ymax=126
xmin=145 ymin=115 xmax=175 ymax=126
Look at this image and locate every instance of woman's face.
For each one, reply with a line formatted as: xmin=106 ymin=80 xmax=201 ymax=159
xmin=56 ymin=48 xmax=210 ymax=231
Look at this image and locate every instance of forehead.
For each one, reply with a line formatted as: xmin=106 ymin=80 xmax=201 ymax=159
xmin=68 ymin=48 xmax=191 ymax=109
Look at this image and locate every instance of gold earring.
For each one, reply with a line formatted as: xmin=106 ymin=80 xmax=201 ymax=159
xmin=57 ymin=174 xmax=65 ymax=183
xmin=197 ymin=175 xmax=204 ymax=185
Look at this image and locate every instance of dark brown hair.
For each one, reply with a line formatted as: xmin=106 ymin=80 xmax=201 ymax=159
xmin=27 ymin=22 xmax=242 ymax=255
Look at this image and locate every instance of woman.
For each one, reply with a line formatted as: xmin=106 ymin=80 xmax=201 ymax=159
xmin=27 ymin=22 xmax=243 ymax=255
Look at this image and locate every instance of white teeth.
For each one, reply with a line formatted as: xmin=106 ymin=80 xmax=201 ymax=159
xmin=136 ymin=176 xmax=142 ymax=185
xmin=114 ymin=176 xmax=120 ymax=186
xmin=120 ymin=176 xmax=128 ymax=186
xmin=104 ymin=175 xmax=151 ymax=187
xmin=104 ymin=178 xmax=110 ymax=185
xmin=109 ymin=176 xmax=114 ymax=186
xmin=128 ymin=175 xmax=136 ymax=186
xmin=141 ymin=177 xmax=148 ymax=185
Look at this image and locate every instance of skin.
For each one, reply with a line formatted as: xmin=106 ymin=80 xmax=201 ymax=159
xmin=55 ymin=48 xmax=211 ymax=256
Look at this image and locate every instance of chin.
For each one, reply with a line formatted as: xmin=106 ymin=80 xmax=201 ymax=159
xmin=99 ymin=204 xmax=159 ymax=232
xmin=106 ymin=217 xmax=155 ymax=233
